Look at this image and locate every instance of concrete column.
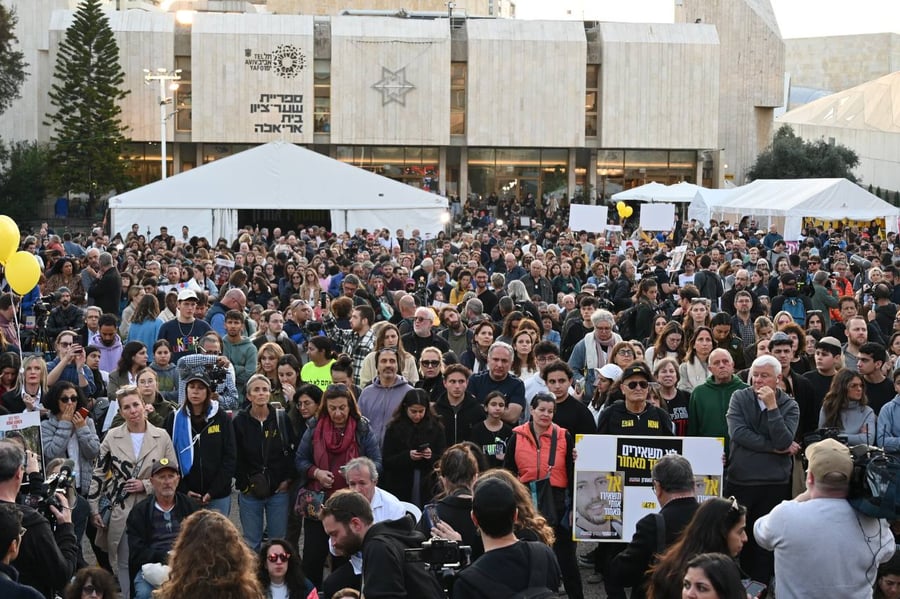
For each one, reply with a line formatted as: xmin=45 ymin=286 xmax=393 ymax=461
xmin=439 ymin=147 xmax=447 ymax=197
xmin=459 ymin=147 xmax=469 ymax=209
xmin=588 ymin=149 xmax=598 ymax=204
xmin=567 ymin=148 xmax=577 ymax=202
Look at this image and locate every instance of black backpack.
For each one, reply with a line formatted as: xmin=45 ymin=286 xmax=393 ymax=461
xmin=462 ymin=541 xmax=556 ymax=599
xmin=616 ymin=304 xmax=640 ymax=341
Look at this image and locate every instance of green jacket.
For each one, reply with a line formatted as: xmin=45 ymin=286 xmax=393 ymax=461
xmin=223 ymin=336 xmax=259 ymax=403
xmin=687 ymin=374 xmax=747 ymax=456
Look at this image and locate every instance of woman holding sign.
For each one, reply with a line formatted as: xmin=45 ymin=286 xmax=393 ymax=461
xmin=504 ymin=392 xmax=583 ymax=599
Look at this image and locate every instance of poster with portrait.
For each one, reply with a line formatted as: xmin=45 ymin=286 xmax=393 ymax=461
xmin=215 ymin=258 xmax=235 ymax=288
xmin=0 ymin=411 xmax=42 ymax=468
xmin=574 ymin=435 xmax=724 ymax=542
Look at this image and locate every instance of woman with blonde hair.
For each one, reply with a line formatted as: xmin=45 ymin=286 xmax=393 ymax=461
xmin=772 ymin=310 xmax=795 ymax=330
xmin=1 ymin=354 xmax=47 ymax=413
xmin=90 ymin=385 xmax=178 ymax=597
xmin=297 ymin=267 xmax=322 ymax=304
xmin=155 ymin=510 xmax=264 ymax=599
xmin=358 ymin=322 xmax=418 ymax=388
xmin=255 ymin=341 xmax=285 ymax=387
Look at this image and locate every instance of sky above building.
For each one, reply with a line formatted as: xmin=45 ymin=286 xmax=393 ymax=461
xmin=513 ymin=0 xmax=899 ymax=38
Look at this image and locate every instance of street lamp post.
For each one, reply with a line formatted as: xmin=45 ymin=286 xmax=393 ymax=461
xmin=143 ymin=67 xmax=181 ymax=180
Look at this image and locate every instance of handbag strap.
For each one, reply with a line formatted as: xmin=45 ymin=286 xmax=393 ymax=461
xmin=529 ymin=422 xmax=558 ymax=479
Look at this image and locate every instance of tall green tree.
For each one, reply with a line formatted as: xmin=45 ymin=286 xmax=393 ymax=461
xmin=0 ymin=141 xmax=50 ymax=221
xmin=0 ymin=2 xmax=27 ymax=117
xmin=748 ymin=125 xmax=859 ymax=182
xmin=45 ymin=0 xmax=130 ymax=207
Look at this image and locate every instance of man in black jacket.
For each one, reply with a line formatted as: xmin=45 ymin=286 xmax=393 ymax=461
xmin=127 ymin=458 xmax=199 ymax=599
xmin=608 ymin=454 xmax=699 ymax=599
xmin=321 ymin=490 xmax=445 ymax=599
xmin=86 ymin=252 xmax=122 ymax=317
xmin=0 ymin=441 xmax=78 ymax=599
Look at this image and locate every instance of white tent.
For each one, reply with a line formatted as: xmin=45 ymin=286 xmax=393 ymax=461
xmin=612 ymin=181 xmax=699 ymax=203
xmin=687 ymin=188 xmax=736 ymax=227
xmin=710 ymin=178 xmax=900 ymax=240
xmin=109 ymin=141 xmax=450 ymax=240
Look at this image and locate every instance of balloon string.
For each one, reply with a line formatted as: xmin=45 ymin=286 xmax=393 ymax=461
xmin=10 ymin=293 xmax=23 ymax=378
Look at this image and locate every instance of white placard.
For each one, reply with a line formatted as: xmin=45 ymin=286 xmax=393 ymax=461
xmin=574 ymin=435 xmax=724 ymax=542
xmin=639 ymin=203 xmax=676 ymax=232
xmin=569 ymin=205 xmax=610 ymax=233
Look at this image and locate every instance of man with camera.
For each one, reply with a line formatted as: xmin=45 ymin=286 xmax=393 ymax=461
xmin=175 ymin=332 xmax=239 ymax=410
xmin=321 ymin=489 xmax=445 ymax=599
xmin=755 ymin=439 xmax=895 ymax=597
xmin=451 ymin=476 xmax=560 ymax=599
xmin=0 ymin=441 xmax=78 ymax=599
xmin=45 ymin=287 xmax=84 ymax=341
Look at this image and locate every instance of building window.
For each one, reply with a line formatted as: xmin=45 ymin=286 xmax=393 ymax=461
xmin=336 ymin=146 xmax=439 ymax=191
xmin=175 ymin=56 xmax=192 ymax=132
xmin=468 ymin=148 xmax=566 ymax=201
xmin=597 ymin=149 xmax=696 ymax=198
xmin=450 ymin=62 xmax=466 ymax=135
xmin=314 ymin=59 xmax=331 ymax=133
xmin=585 ymin=64 xmax=599 ymax=137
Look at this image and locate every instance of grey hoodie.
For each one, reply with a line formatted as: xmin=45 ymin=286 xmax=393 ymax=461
xmin=818 ymin=400 xmax=876 ymax=446
xmin=726 ymin=386 xmax=799 ymax=485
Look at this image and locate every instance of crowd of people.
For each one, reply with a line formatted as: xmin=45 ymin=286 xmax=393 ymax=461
xmin=0 ymin=215 xmax=899 ymax=598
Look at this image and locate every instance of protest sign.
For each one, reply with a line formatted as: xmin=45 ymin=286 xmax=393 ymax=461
xmin=574 ymin=434 xmax=724 ymax=542
xmin=0 ymin=411 xmax=42 ymax=467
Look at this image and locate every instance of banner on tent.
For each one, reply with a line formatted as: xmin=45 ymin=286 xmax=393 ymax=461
xmin=574 ymin=434 xmax=723 ymax=542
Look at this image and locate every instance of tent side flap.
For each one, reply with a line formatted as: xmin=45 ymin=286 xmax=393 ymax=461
xmin=112 ymin=208 xmax=215 ymax=241
xmin=343 ymin=209 xmax=447 ymax=237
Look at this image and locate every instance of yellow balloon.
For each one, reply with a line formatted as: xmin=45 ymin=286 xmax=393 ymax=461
xmin=6 ymin=251 xmax=41 ymax=295
xmin=624 ymin=206 xmax=634 ymax=218
xmin=616 ymin=201 xmax=626 ymax=210
xmin=0 ymin=215 xmax=20 ymax=264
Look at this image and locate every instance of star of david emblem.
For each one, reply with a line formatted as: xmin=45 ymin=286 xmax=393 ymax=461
xmin=372 ymin=67 xmax=416 ymax=106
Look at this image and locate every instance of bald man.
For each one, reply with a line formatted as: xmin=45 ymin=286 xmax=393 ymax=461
xmin=206 ymin=288 xmax=248 ymax=336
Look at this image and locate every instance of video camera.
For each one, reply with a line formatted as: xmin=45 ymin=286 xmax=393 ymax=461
xmin=202 ymin=362 xmax=228 ymax=387
xmin=405 ymin=537 xmax=472 ymax=572
xmin=23 ymin=459 xmax=76 ymax=528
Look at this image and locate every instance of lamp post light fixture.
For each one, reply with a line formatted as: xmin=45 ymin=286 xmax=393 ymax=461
xmin=143 ymin=67 xmax=181 ymax=180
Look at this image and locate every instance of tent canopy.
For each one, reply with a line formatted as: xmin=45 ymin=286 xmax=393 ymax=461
xmin=713 ymin=178 xmax=900 ymax=219
xmin=611 ymin=181 xmax=699 ymax=203
xmin=109 ymin=141 xmax=449 ymax=240
xmin=708 ymin=178 xmax=900 ymax=241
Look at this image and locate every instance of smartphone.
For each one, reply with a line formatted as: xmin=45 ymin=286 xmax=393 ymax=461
xmin=319 ymin=291 xmax=328 ymax=309
xmin=77 ymin=407 xmax=90 ymax=419
xmin=424 ymin=504 xmax=441 ymax=528
xmin=743 ymin=580 xmax=767 ymax=597
xmin=418 ymin=443 xmax=431 ymax=451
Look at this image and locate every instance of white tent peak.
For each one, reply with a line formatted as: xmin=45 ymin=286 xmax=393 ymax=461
xmin=110 ymin=141 xmax=449 ymax=240
xmin=110 ymin=141 xmax=448 ymax=210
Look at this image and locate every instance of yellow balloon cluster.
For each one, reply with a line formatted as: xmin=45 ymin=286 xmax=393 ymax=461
xmin=616 ymin=201 xmax=633 ymax=219
xmin=0 ymin=215 xmax=40 ymax=295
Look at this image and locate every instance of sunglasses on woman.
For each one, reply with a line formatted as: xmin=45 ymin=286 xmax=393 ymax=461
xmin=267 ymin=552 xmax=291 ymax=563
